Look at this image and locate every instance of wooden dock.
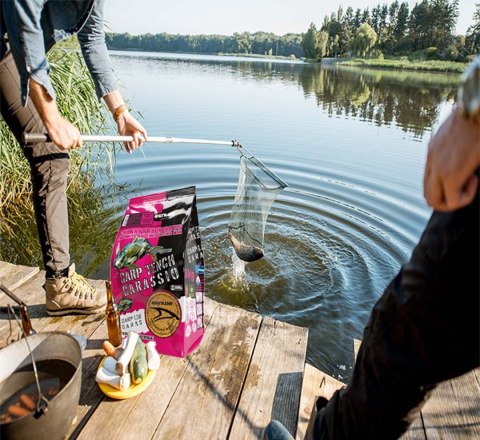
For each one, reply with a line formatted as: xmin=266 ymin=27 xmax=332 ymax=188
xmin=0 ymin=260 xmax=478 ymax=439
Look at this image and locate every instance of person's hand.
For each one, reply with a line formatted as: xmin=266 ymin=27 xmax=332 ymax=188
xmin=424 ymin=110 xmax=480 ymax=211
xmin=44 ymin=114 xmax=83 ymax=150
xmin=115 ymin=111 xmax=148 ymax=153
xmin=29 ymin=78 xmax=82 ymax=150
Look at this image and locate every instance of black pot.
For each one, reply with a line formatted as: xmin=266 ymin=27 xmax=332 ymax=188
xmin=0 ymin=332 xmax=82 ymax=440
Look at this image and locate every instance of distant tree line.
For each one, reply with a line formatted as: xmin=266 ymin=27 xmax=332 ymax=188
xmin=106 ymin=32 xmax=303 ymax=58
xmin=106 ymin=1 xmax=479 ymax=62
xmin=303 ymin=0 xmax=479 ymax=61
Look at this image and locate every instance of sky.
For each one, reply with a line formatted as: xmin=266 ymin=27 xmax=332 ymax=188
xmin=104 ymin=0 xmax=476 ymax=37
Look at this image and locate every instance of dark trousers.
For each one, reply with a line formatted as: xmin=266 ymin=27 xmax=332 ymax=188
xmin=0 ymin=49 xmax=70 ymax=277
xmin=312 ymin=185 xmax=480 ymax=439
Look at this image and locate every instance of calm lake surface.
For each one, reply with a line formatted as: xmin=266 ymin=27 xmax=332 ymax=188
xmin=104 ymin=51 xmax=459 ymax=380
xmin=15 ymin=51 xmax=463 ymax=381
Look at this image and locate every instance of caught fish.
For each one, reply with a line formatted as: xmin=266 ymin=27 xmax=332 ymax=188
xmin=229 ymin=232 xmax=264 ymax=262
xmin=118 ymin=297 xmax=133 ymax=312
xmin=114 ymin=237 xmax=172 ymax=270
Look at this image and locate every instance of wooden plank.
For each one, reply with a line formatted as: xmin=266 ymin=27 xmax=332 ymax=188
xmin=77 ymin=294 xmax=221 ymax=440
xmin=421 ymin=369 xmax=480 ymax=439
xmin=0 ymin=260 xmax=20 ymax=278
xmin=229 ymin=317 xmax=308 ymax=440
xmin=1 ymin=278 xmax=107 ymax=351
xmin=400 ymin=415 xmax=426 ymax=440
xmin=353 ymin=338 xmax=361 ymax=360
xmin=296 ymin=363 xmax=345 ymax=440
xmin=67 ymin=318 xmax=111 ymax=438
xmin=150 ymin=303 xmax=262 ymax=440
xmin=0 ymin=262 xmax=39 ymax=290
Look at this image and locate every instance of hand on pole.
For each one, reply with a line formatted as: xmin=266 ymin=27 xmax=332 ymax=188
xmin=115 ymin=109 xmax=148 ymax=153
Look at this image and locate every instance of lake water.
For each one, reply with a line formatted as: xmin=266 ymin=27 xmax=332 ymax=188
xmin=13 ymin=50 xmax=463 ymax=381
xmin=105 ymin=51 xmax=460 ymax=381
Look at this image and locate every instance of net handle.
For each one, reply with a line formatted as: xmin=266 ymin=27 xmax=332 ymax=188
xmin=23 ymin=132 xmax=241 ymax=147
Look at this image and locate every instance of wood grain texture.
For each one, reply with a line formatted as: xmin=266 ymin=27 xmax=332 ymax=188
xmin=1 ymin=262 xmax=478 ymax=440
xmin=229 ymin=317 xmax=308 ymax=440
xmin=296 ymin=363 xmax=345 ymax=440
xmin=151 ymin=303 xmax=262 ymax=440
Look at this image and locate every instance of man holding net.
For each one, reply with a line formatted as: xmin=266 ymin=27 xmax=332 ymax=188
xmin=265 ymin=57 xmax=479 ymax=440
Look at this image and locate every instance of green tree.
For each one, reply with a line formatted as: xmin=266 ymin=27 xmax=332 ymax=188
xmin=302 ymin=23 xmax=319 ymax=58
xmin=409 ymin=0 xmax=458 ymax=51
xmin=317 ymin=31 xmax=329 ymax=58
xmin=351 ymin=23 xmax=378 ymax=58
xmin=329 ymin=34 xmax=341 ymax=57
xmin=466 ymin=3 xmax=480 ymax=55
xmin=394 ymin=2 xmax=410 ymax=40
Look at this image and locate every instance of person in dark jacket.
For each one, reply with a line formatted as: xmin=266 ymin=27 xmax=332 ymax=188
xmin=265 ymin=56 xmax=480 ymax=440
xmin=0 ymin=0 xmax=148 ymax=315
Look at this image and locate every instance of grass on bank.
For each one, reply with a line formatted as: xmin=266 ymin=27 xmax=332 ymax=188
xmin=333 ymin=57 xmax=467 ymax=74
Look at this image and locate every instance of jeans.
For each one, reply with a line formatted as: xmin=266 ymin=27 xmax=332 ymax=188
xmin=0 ymin=49 xmax=70 ymax=278
xmin=311 ymin=183 xmax=480 ymax=439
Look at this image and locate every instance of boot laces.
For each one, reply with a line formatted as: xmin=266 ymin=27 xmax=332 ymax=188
xmin=65 ymin=272 xmax=95 ymax=300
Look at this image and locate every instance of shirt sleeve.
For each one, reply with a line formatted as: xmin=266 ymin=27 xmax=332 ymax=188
xmin=2 ymin=0 xmax=56 ymax=106
xmin=77 ymin=0 xmax=118 ymax=100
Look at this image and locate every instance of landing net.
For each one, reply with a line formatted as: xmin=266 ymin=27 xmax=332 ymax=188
xmin=228 ymin=147 xmax=287 ymax=262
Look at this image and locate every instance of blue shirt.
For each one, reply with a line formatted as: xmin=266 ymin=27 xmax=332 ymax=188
xmin=1 ymin=0 xmax=117 ymax=106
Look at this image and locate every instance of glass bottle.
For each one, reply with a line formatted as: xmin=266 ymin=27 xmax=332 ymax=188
xmin=105 ymin=280 xmax=122 ymax=347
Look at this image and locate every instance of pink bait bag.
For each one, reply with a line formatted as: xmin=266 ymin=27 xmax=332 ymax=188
xmin=110 ymin=186 xmax=205 ymax=357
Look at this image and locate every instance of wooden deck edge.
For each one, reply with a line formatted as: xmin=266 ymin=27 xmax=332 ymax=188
xmin=296 ymin=363 xmax=345 ymax=440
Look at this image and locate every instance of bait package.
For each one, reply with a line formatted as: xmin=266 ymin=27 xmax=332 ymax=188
xmin=110 ymin=186 xmax=205 ymax=357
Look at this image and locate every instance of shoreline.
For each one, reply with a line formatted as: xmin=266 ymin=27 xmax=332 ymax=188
xmin=108 ymin=48 xmax=467 ymax=74
xmin=318 ymin=57 xmax=467 ymax=74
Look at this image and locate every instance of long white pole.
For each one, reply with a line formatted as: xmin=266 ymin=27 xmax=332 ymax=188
xmin=23 ymin=133 xmax=241 ymax=147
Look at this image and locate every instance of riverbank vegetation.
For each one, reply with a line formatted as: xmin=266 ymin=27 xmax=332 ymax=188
xmin=336 ymin=58 xmax=466 ymax=73
xmin=106 ymin=1 xmax=478 ymax=73
xmin=303 ymin=0 xmax=478 ymax=63
xmin=106 ymin=32 xmax=304 ymax=59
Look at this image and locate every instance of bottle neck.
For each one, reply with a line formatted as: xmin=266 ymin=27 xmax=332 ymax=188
xmin=106 ymin=280 xmax=114 ymax=303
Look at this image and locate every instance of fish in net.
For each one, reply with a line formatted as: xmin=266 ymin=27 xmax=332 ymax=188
xmin=228 ymin=147 xmax=287 ymax=262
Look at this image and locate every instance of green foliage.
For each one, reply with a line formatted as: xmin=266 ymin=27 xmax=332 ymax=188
xmin=317 ymin=31 xmax=329 ymax=59
xmin=314 ymin=0 xmax=470 ymax=61
xmin=302 ymin=23 xmax=318 ymax=58
xmin=351 ymin=23 xmax=378 ymax=58
xmin=465 ymin=3 xmax=480 ymax=54
xmin=409 ymin=0 xmax=459 ymax=52
xmin=338 ymin=57 xmax=467 ymax=73
xmin=107 ymin=31 xmax=304 ymax=59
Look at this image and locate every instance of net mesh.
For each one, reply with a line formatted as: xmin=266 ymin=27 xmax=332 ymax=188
xmin=228 ymin=148 xmax=287 ymax=262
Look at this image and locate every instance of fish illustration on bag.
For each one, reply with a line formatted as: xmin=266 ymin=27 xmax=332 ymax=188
xmin=117 ymin=297 xmax=133 ymax=312
xmin=114 ymin=237 xmax=172 ymax=270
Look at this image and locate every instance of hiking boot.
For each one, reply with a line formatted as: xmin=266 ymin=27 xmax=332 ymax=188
xmin=44 ymin=263 xmax=106 ymax=316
